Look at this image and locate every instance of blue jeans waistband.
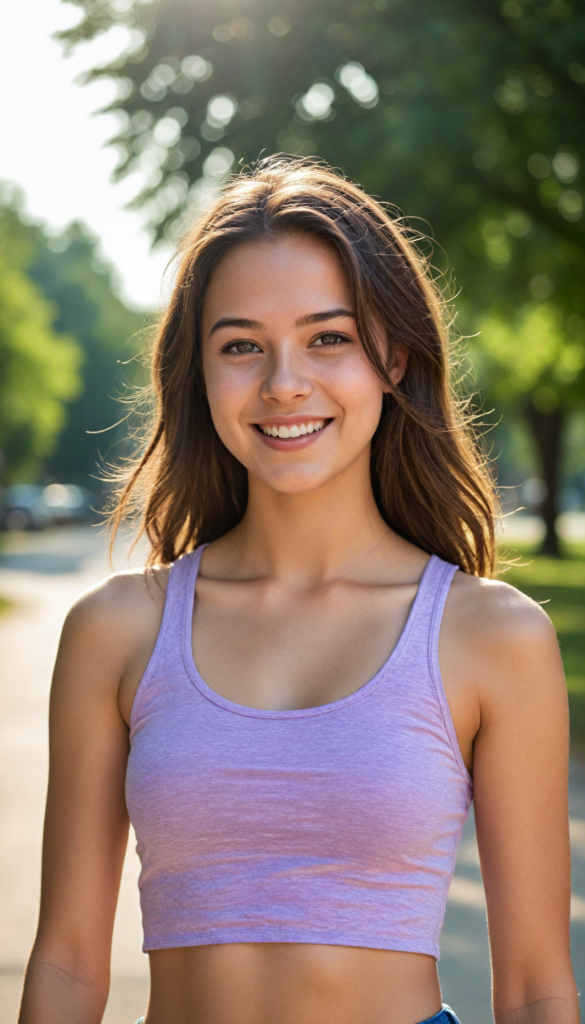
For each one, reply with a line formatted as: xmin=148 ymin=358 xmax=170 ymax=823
xmin=420 ymin=1007 xmax=461 ymax=1024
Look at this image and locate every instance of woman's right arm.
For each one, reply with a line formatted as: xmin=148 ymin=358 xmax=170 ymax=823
xmin=18 ymin=576 xmax=148 ymax=1024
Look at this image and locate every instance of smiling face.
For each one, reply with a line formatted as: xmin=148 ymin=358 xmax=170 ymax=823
xmin=201 ymin=233 xmax=406 ymax=496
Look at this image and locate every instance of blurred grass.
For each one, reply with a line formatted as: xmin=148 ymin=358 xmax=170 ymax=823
xmin=499 ymin=540 xmax=585 ymax=751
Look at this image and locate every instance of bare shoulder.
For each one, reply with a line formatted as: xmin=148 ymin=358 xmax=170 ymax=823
xmin=443 ymin=569 xmax=565 ymax=710
xmin=64 ymin=564 xmax=169 ymax=639
xmin=56 ymin=565 xmax=171 ymax=701
xmin=448 ymin=569 xmax=556 ymax=645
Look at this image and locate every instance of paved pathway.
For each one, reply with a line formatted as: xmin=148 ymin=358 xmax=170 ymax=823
xmin=0 ymin=527 xmax=583 ymax=1023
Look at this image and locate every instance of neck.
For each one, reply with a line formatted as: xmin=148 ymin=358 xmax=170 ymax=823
xmin=231 ymin=449 xmax=398 ymax=585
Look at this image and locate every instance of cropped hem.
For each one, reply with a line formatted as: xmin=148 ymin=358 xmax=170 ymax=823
xmin=142 ymin=928 xmax=439 ymax=959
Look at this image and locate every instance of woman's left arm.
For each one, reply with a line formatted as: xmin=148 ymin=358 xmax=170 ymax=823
xmin=469 ymin=583 xmax=579 ymax=1024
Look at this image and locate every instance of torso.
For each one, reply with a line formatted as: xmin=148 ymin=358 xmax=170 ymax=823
xmin=116 ymin=537 xmax=484 ymax=1024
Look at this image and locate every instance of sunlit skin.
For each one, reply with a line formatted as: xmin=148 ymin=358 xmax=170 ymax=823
xmin=18 ymin=236 xmax=578 ymax=1024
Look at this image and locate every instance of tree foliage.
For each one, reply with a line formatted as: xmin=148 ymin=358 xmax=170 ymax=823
xmin=0 ymin=189 xmax=145 ymax=488
xmin=60 ymin=0 xmax=584 ymax=302
xmin=29 ymin=222 xmax=145 ymax=486
xmin=0 ymin=192 xmax=82 ymax=483
xmin=477 ymin=304 xmax=584 ymax=412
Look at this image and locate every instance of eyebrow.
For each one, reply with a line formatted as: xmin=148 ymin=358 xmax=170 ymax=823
xmin=209 ymin=317 xmax=263 ymax=336
xmin=295 ymin=308 xmax=355 ymax=327
xmin=209 ymin=309 xmax=355 ymax=336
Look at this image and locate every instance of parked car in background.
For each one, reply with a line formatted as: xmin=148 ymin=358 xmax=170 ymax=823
xmin=0 ymin=485 xmax=52 ymax=531
xmin=42 ymin=483 xmax=98 ymax=525
xmin=0 ymin=484 xmax=99 ymax=530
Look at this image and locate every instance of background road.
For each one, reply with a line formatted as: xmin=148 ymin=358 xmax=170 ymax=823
xmin=1 ymin=526 xmax=584 ymax=1023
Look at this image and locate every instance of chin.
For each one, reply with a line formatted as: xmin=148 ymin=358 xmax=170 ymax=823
xmin=255 ymin=467 xmax=335 ymax=495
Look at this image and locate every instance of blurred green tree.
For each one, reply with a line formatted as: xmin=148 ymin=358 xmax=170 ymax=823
xmin=0 ymin=191 xmax=82 ymax=483
xmin=29 ymin=223 xmax=146 ymax=487
xmin=61 ymin=0 xmax=585 ymax=552
xmin=0 ymin=188 xmax=146 ymax=491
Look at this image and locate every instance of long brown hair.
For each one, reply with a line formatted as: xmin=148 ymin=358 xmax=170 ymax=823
xmin=111 ymin=155 xmax=497 ymax=576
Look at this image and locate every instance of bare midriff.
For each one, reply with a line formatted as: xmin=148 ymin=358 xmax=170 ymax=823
xmin=146 ymin=944 xmax=442 ymax=1024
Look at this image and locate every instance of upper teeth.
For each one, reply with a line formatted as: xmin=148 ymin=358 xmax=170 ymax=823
xmin=260 ymin=420 xmax=326 ymax=438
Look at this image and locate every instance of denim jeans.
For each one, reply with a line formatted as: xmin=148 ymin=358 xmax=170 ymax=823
xmin=420 ymin=1007 xmax=461 ymax=1024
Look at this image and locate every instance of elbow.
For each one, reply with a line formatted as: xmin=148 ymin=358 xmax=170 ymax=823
xmin=493 ymin=968 xmax=580 ymax=1024
xmin=28 ymin=948 xmax=109 ymax=990
xmin=19 ymin=944 xmax=111 ymax=1024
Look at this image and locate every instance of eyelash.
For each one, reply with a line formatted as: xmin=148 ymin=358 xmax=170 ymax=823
xmin=311 ymin=331 xmax=351 ymax=347
xmin=221 ymin=331 xmax=351 ymax=355
xmin=221 ymin=340 xmax=261 ymax=355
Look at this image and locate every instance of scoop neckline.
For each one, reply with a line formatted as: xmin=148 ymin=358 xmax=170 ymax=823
xmin=181 ymin=546 xmax=437 ymax=720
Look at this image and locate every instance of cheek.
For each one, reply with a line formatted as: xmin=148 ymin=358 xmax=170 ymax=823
xmin=203 ymin=365 xmax=255 ymax=445
xmin=326 ymin=354 xmax=386 ymax=428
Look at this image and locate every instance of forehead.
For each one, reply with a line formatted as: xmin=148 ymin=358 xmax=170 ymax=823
xmin=201 ymin=235 xmax=352 ymax=332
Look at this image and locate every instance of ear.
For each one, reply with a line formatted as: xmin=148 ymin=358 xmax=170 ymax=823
xmin=385 ymin=342 xmax=409 ymax=389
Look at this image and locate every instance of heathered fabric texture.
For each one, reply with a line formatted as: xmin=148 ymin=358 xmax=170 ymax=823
xmin=126 ymin=546 xmax=472 ymax=958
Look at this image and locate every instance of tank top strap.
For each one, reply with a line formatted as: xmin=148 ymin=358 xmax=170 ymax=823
xmin=157 ymin=544 xmax=207 ymax=651
xmin=402 ymin=553 xmax=467 ymax=782
xmin=406 ymin=553 xmax=458 ymax=656
xmin=428 ymin=557 xmax=459 ymax=664
xmin=128 ymin=547 xmax=208 ymax=734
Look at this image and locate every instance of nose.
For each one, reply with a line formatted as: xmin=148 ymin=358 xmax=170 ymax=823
xmin=260 ymin=345 xmax=313 ymax=404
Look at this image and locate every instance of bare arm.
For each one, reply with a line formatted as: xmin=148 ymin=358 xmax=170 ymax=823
xmin=18 ymin=574 xmax=158 ymax=1024
xmin=465 ymin=583 xmax=579 ymax=1024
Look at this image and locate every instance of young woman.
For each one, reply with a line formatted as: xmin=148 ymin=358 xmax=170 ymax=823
xmin=19 ymin=156 xmax=577 ymax=1024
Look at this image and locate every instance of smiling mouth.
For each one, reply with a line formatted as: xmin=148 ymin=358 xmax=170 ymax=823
xmin=255 ymin=419 xmax=330 ymax=439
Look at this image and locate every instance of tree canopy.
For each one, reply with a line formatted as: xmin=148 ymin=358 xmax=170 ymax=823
xmin=61 ymin=0 xmax=584 ymax=307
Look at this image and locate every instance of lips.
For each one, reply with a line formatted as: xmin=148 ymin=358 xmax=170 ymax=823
xmin=253 ymin=417 xmax=333 ymax=448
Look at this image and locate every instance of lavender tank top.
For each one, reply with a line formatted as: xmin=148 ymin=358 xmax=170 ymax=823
xmin=126 ymin=546 xmax=472 ymax=958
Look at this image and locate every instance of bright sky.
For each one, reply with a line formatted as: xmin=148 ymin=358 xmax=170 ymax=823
xmin=0 ymin=0 xmax=173 ymax=310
